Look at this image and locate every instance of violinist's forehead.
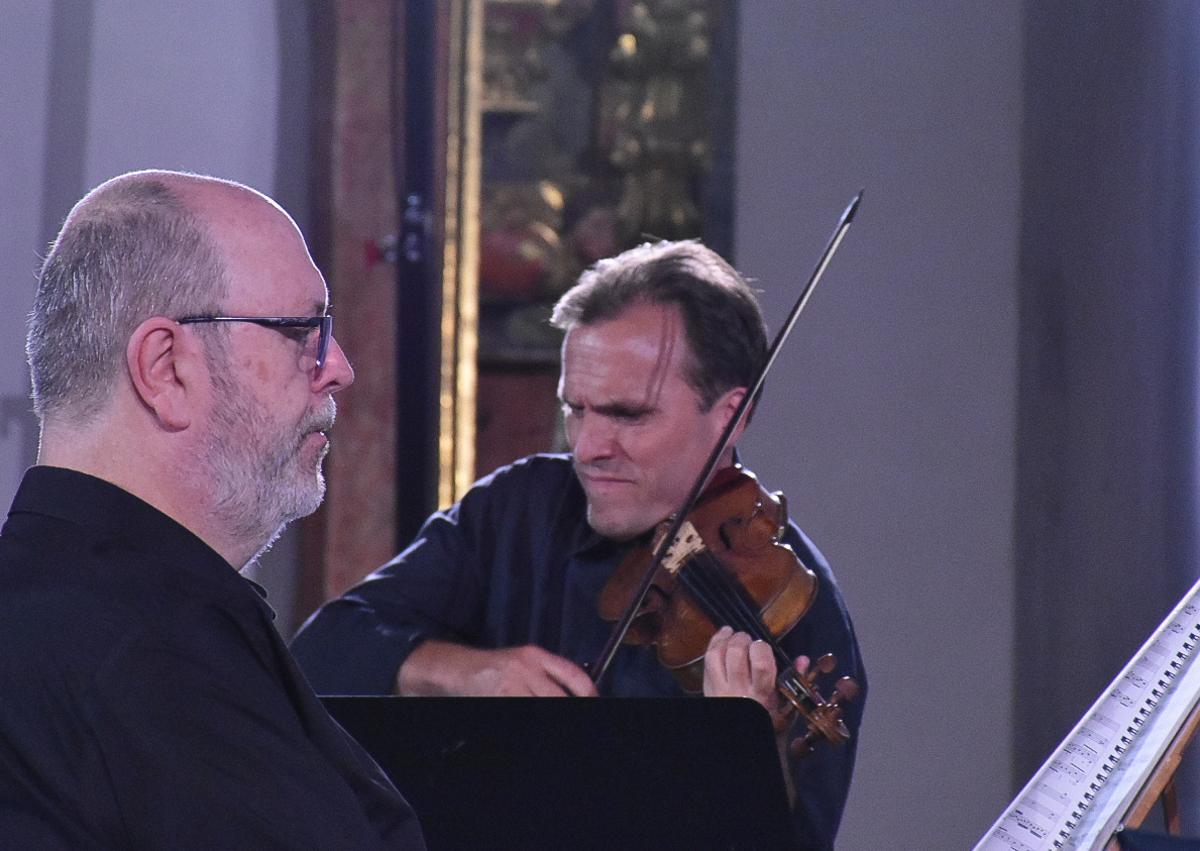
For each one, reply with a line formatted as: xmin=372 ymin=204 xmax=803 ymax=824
xmin=559 ymin=302 xmax=692 ymax=401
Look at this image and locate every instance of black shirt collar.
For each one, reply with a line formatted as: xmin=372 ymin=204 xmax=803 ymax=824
xmin=8 ymin=465 xmax=275 ymax=618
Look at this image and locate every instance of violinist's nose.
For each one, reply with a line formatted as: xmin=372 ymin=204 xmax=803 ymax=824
xmin=569 ymin=413 xmax=617 ymax=465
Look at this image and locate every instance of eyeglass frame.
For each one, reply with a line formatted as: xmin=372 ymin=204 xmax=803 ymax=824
xmin=175 ymin=314 xmax=333 ymax=371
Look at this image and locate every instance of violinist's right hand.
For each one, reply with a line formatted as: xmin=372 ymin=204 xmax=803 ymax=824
xmin=395 ymin=639 xmax=598 ymax=697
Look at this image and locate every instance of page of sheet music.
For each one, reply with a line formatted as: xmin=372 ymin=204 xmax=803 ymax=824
xmin=975 ymin=579 xmax=1200 ymax=851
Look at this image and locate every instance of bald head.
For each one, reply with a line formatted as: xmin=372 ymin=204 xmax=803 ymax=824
xmin=27 ymin=170 xmax=268 ymax=424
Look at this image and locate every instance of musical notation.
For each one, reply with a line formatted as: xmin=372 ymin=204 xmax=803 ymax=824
xmin=975 ymin=579 xmax=1200 ymax=851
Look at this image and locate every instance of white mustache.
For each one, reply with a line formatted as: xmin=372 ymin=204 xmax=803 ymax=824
xmin=301 ymin=399 xmax=337 ymax=436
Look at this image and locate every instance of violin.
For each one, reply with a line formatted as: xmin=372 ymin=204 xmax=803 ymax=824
xmin=597 ymin=465 xmax=858 ymax=751
xmin=588 ymin=192 xmax=864 ymax=754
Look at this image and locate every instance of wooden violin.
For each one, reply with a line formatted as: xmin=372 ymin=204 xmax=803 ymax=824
xmin=598 ymin=464 xmax=858 ymax=748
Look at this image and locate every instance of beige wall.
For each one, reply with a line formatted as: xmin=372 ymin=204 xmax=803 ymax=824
xmin=736 ymin=3 xmax=1021 ymax=848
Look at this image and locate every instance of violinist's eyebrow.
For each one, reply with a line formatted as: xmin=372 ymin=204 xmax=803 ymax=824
xmin=557 ymin=393 xmax=655 ymax=419
xmin=593 ymin=402 xmax=653 ymax=419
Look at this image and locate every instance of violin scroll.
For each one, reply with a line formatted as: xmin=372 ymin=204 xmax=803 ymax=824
xmin=782 ymin=653 xmax=861 ymax=757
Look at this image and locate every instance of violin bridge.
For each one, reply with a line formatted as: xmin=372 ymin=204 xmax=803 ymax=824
xmin=662 ymin=520 xmax=707 ymax=575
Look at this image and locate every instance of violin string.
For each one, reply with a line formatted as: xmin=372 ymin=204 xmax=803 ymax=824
xmin=678 ymin=551 xmax=793 ymax=669
xmin=677 ymin=551 xmax=825 ymax=709
xmin=675 ymin=552 xmax=758 ymax=635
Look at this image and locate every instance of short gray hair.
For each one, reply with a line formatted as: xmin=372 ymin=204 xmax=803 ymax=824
xmin=27 ymin=174 xmax=228 ymax=422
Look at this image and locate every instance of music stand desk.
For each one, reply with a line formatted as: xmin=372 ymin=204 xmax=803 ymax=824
xmin=323 ymin=696 xmax=794 ymax=850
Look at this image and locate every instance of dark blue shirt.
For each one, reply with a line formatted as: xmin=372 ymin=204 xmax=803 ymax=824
xmin=292 ymin=453 xmax=866 ymax=850
xmin=0 ymin=466 xmax=425 ymax=849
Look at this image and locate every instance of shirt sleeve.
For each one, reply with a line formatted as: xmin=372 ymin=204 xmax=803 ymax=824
xmin=780 ymin=524 xmax=868 ymax=851
xmin=291 ymin=489 xmax=496 ymax=696
xmin=84 ymin=616 xmax=424 ymax=850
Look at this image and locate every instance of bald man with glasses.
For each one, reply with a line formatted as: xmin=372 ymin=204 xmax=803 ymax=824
xmin=0 ymin=170 xmax=424 ymax=849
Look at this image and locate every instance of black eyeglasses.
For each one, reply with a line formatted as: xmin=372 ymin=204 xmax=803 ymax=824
xmin=176 ymin=315 xmax=333 ymax=370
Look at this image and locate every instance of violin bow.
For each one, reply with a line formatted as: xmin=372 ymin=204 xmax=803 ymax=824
xmin=589 ymin=190 xmax=864 ymax=687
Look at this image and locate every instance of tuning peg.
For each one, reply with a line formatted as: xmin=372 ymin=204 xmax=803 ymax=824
xmin=813 ymin=653 xmax=838 ymax=675
xmin=834 ymin=676 xmax=860 ymax=704
xmin=790 ymin=731 xmax=817 ymax=759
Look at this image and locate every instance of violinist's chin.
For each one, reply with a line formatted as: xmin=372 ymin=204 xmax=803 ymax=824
xmin=584 ymin=506 xmax=651 ymax=542
xmin=580 ymin=487 xmax=660 ymax=543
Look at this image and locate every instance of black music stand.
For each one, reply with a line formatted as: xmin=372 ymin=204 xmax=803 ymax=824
xmin=322 ymin=696 xmax=795 ymax=850
xmin=1118 ymin=830 xmax=1200 ymax=850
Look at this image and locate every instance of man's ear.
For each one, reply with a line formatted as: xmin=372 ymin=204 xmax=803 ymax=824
xmin=126 ymin=317 xmax=197 ymax=430
xmin=713 ymin=386 xmax=750 ymax=444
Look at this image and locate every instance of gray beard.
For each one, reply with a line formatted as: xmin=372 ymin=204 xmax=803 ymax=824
xmin=201 ymin=369 xmax=333 ymax=554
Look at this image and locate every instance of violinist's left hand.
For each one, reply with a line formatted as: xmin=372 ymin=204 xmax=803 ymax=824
xmin=702 ymin=625 xmax=807 ymax=733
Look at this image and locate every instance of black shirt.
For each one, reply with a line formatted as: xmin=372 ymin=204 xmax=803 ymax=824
xmin=0 ymin=466 xmax=425 ymax=849
xmin=292 ymin=454 xmax=865 ymax=849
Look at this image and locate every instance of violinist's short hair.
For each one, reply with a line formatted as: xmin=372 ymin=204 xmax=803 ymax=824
xmin=550 ymin=239 xmax=767 ymax=410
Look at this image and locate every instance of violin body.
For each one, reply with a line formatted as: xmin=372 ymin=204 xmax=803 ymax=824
xmin=597 ymin=466 xmax=818 ymax=693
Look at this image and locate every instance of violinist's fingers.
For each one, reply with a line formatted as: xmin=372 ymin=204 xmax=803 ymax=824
xmin=703 ymin=626 xmax=735 ymax=694
xmin=514 ymin=667 xmax=573 ymax=697
xmin=541 ymin=654 xmax=599 ymax=697
xmin=704 ymin=628 xmax=776 ymax=704
xmin=748 ymin=638 xmax=776 ymax=700
xmin=793 ymin=654 xmax=811 ymax=676
xmin=486 ymin=646 xmax=596 ymax=697
xmin=722 ymin=630 xmax=754 ymax=688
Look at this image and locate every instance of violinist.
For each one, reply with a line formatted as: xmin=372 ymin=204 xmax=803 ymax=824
xmin=291 ymin=239 xmax=867 ymax=850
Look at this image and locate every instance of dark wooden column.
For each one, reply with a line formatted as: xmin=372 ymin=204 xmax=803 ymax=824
xmin=297 ymin=0 xmax=402 ymax=620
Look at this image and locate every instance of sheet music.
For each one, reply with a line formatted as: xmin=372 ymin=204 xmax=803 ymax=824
xmin=975 ymin=578 xmax=1200 ymax=851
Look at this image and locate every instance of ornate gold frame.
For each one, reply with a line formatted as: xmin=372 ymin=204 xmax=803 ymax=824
xmin=438 ymin=0 xmax=483 ymax=506
xmin=433 ymin=0 xmax=734 ymax=506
